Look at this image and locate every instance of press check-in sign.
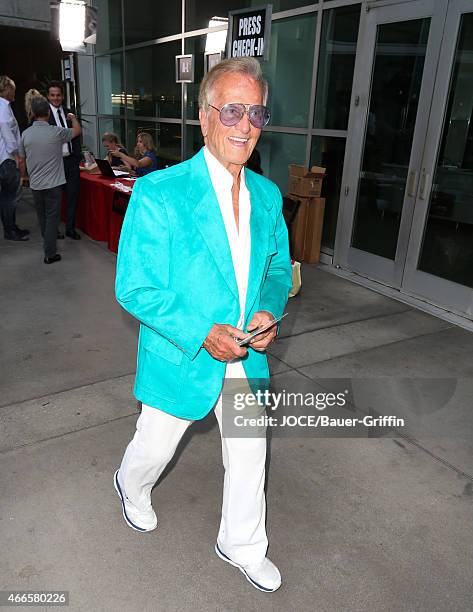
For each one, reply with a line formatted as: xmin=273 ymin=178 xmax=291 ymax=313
xmin=227 ymin=5 xmax=272 ymax=61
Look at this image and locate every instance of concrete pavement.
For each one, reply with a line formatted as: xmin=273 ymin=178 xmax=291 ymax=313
xmin=1 ymin=194 xmax=472 ymax=611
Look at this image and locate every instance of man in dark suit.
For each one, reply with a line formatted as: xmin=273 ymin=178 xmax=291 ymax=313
xmin=47 ymin=81 xmax=82 ymax=240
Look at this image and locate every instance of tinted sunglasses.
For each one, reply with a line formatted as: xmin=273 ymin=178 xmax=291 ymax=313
xmin=209 ymin=103 xmax=270 ymax=129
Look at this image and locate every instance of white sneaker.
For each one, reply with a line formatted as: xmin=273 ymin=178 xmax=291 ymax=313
xmin=113 ymin=470 xmax=157 ymax=532
xmin=215 ymin=543 xmax=282 ymax=592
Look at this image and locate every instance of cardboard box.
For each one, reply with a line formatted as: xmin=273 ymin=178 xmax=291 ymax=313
xmin=288 ymin=196 xmax=325 ymax=264
xmin=288 ymin=164 xmax=326 ymax=198
xmin=287 ymin=195 xmax=306 ymax=261
xmin=303 ymin=196 xmax=325 ymax=263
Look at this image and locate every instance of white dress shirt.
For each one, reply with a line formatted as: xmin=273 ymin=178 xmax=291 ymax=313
xmin=0 ymin=96 xmax=24 ymax=164
xmin=203 ymin=146 xmax=251 ymax=376
xmin=49 ymin=104 xmax=71 ymax=157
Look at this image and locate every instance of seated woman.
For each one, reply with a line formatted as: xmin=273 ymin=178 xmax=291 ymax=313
xmin=102 ymin=132 xmax=128 ymax=166
xmin=111 ymin=132 xmax=159 ymax=176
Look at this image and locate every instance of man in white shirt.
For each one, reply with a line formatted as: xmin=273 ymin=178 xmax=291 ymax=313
xmin=47 ymin=81 xmax=82 ymax=240
xmin=0 ymin=75 xmax=29 ymax=241
xmin=114 ymin=58 xmax=291 ymax=593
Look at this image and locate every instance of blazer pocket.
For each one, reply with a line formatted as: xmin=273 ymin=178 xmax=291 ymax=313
xmin=142 ymin=330 xmax=184 ymax=365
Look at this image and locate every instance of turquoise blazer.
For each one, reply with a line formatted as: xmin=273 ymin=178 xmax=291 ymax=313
xmin=115 ymin=148 xmax=291 ymax=420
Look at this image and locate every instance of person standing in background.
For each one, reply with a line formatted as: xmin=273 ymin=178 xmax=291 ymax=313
xmin=47 ymin=81 xmax=82 ymax=240
xmin=0 ymin=75 xmax=29 ymax=241
xmin=22 ymin=95 xmax=81 ymax=264
xmin=25 ymin=88 xmax=42 ymax=125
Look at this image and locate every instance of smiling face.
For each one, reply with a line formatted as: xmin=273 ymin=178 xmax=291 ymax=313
xmin=199 ymin=72 xmax=263 ymax=177
xmin=47 ymin=86 xmax=63 ymax=108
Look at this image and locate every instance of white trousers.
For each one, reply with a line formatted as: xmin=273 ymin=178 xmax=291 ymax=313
xmin=119 ymin=362 xmax=268 ymax=567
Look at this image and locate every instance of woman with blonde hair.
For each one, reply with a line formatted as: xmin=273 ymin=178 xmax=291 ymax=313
xmin=110 ymin=131 xmax=159 ymax=176
xmin=25 ymin=88 xmax=43 ymax=124
xmin=102 ymin=132 xmax=128 ymax=167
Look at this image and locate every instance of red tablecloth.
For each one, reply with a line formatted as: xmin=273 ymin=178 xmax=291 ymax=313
xmin=61 ymin=171 xmax=133 ymax=252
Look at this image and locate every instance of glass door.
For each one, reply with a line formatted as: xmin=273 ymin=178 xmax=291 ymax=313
xmin=335 ymin=0 xmax=447 ymax=287
xmin=402 ymin=0 xmax=473 ymax=317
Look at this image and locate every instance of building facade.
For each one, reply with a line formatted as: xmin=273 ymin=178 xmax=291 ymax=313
xmin=19 ymin=0 xmax=473 ymax=323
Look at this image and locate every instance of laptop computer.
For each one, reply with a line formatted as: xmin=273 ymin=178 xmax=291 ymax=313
xmin=95 ymin=158 xmax=130 ymax=178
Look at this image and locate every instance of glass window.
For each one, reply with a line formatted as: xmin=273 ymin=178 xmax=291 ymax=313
xmin=185 ymin=1 xmax=315 ymax=31
xmin=263 ymin=14 xmax=316 ymax=128
xmin=123 ymin=0 xmax=181 ymax=44
xmin=96 ymin=53 xmax=125 ymax=115
xmin=98 ymin=117 xmax=126 ymax=158
xmin=257 ymin=132 xmax=307 ymax=193
xmin=186 ymin=124 xmax=204 ymax=158
xmin=127 ymin=121 xmax=181 ymax=167
xmin=126 ymin=42 xmax=182 ymax=119
xmin=185 ymin=36 xmax=206 ymax=121
xmin=185 ymin=14 xmax=317 ymax=127
xmin=418 ymin=13 xmax=473 ymax=287
xmin=94 ymin=0 xmax=122 ymax=52
xmin=310 ymin=137 xmax=346 ymax=250
xmin=314 ymin=5 xmax=361 ymax=130
xmin=351 ymin=18 xmax=430 ymax=259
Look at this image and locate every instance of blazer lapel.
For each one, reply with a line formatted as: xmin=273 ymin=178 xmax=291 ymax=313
xmin=189 ymin=150 xmax=239 ymax=300
xmin=244 ymin=170 xmax=272 ymax=320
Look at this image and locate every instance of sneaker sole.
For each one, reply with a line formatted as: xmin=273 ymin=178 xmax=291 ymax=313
xmin=113 ymin=470 xmax=157 ymax=532
xmin=214 ymin=544 xmax=281 ymax=592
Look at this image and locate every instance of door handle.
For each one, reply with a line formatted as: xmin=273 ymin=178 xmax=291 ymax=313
xmin=406 ymin=170 xmax=418 ymax=197
xmin=419 ymin=169 xmax=431 ymax=200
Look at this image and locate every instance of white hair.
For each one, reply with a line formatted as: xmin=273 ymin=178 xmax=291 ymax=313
xmin=198 ymin=57 xmax=268 ymax=110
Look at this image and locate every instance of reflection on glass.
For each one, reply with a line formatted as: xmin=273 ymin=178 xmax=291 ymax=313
xmin=258 ymin=132 xmax=306 ymax=193
xmin=263 ymin=14 xmax=316 ymax=127
xmin=185 ymin=1 xmax=315 ymax=34
xmin=185 ymin=36 xmax=207 ymax=121
xmin=123 ymin=0 xmax=181 ymax=44
xmin=127 ymin=121 xmax=181 ymax=167
xmin=186 ymin=124 xmax=205 ymax=159
xmin=314 ymin=5 xmax=360 ymax=130
xmin=126 ymin=43 xmax=181 ymax=119
xmin=94 ymin=0 xmax=122 ymax=52
xmin=418 ymin=13 xmax=473 ymax=288
xmin=98 ymin=117 xmax=126 ymax=158
xmin=351 ymin=19 xmax=430 ymax=259
xmin=310 ymin=137 xmax=346 ymax=250
xmin=96 ymin=53 xmax=125 ymax=115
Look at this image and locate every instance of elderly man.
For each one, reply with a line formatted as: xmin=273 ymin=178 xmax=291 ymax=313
xmin=114 ymin=58 xmax=291 ymax=593
xmin=0 ymin=75 xmax=29 ymax=241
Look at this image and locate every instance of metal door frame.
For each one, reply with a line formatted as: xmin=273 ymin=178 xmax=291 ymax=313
xmin=334 ymin=0 xmax=448 ymax=289
xmin=401 ymin=0 xmax=473 ymax=317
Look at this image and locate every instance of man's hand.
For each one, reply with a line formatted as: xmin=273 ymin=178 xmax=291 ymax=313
xmin=15 ymin=155 xmax=25 ymax=171
xmin=67 ymin=113 xmax=81 ymax=137
xmin=203 ymin=324 xmax=248 ymax=362
xmin=245 ymin=311 xmax=277 ymax=352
